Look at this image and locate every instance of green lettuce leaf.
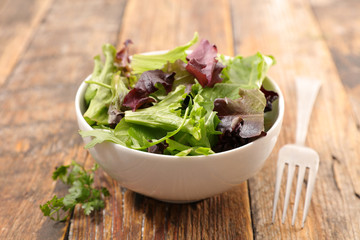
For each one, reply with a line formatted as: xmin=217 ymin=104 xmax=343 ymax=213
xmin=84 ymin=55 xmax=103 ymax=105
xmin=79 ymin=129 xmax=125 ymax=149
xmin=107 ymin=73 xmax=130 ymax=126
xmin=220 ymin=52 xmax=275 ymax=89
xmin=80 ymin=106 xmax=191 ymax=152
xmin=165 ymin=138 xmax=214 ymax=156
xmin=83 ymin=44 xmax=117 ymax=125
xmin=124 ymin=85 xmax=196 ymax=135
xmin=129 ymin=106 xmax=190 ymax=150
xmin=179 ymin=93 xmax=221 ymax=148
xmin=131 ymin=32 xmax=199 ymax=74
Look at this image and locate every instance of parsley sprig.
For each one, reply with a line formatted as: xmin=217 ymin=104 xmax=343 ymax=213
xmin=40 ymin=161 xmax=110 ymax=221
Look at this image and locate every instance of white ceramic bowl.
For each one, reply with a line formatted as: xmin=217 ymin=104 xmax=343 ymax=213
xmin=75 ymin=70 xmax=284 ymax=203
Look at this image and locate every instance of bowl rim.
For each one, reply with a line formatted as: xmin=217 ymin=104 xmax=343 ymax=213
xmin=75 ymin=55 xmax=284 ymax=160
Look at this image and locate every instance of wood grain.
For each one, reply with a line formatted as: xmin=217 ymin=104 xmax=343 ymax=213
xmin=231 ymin=0 xmax=360 ymax=238
xmin=0 ymin=0 xmax=359 ymax=239
xmin=310 ymin=0 xmax=360 ymax=135
xmin=310 ymin=0 xmax=360 ymax=89
xmin=0 ymin=0 xmax=127 ymax=239
xmin=0 ymin=0 xmax=52 ymax=86
xmin=117 ymin=0 xmax=234 ymax=55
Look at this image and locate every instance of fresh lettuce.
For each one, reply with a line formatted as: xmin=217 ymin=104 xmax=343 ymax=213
xmin=214 ymin=89 xmax=266 ymax=138
xmin=83 ymin=44 xmax=117 ymax=125
xmin=185 ymin=39 xmax=224 ymax=87
xmin=107 ymin=73 xmax=130 ymax=126
xmin=162 ymin=59 xmax=195 ymax=92
xmin=80 ymin=34 xmax=279 ymax=155
xmin=84 ymin=55 xmax=103 ymax=105
xmin=79 ymin=129 xmax=125 ymax=149
xmin=131 ymin=32 xmax=199 ymax=74
xmin=124 ymin=85 xmax=195 ymax=135
xmin=165 ymin=138 xmax=214 ymax=156
xmin=81 ymin=105 xmax=191 ymax=152
xmin=220 ymin=52 xmax=275 ymax=89
xmin=123 ymin=70 xmax=175 ymax=111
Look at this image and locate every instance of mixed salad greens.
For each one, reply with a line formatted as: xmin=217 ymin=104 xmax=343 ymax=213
xmin=80 ymin=33 xmax=278 ymax=156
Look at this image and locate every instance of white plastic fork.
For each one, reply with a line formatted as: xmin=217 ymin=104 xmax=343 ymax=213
xmin=272 ymin=77 xmax=322 ymax=228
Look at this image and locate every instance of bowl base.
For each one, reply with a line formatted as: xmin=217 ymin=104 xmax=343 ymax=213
xmin=155 ymin=198 xmax=205 ymax=204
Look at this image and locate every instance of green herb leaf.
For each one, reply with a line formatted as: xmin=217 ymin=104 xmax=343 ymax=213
xmin=52 ymin=165 xmax=69 ymax=183
xmin=82 ymin=202 xmax=95 ymax=215
xmin=40 ymin=161 xmax=110 ymax=221
xmin=39 ymin=195 xmax=68 ymax=222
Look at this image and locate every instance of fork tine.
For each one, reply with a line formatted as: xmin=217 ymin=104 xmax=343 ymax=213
xmin=281 ymin=162 xmax=296 ymax=223
xmin=272 ymin=159 xmax=286 ymax=222
xmin=291 ymin=165 xmax=306 ymax=225
xmin=301 ymin=163 xmax=319 ymax=227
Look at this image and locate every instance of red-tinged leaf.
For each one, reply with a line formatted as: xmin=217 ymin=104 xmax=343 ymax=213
xmin=115 ymin=39 xmax=133 ymax=67
xmin=213 ymin=130 xmax=266 ymax=153
xmin=147 ymin=141 xmax=169 ymax=154
xmin=260 ymin=86 xmax=279 ymax=112
xmin=162 ymin=59 xmax=195 ymax=93
xmin=123 ymin=70 xmax=175 ymax=111
xmin=136 ymin=70 xmax=175 ymax=93
xmin=107 ymin=104 xmax=125 ymax=128
xmin=186 ymin=59 xmax=207 ymax=86
xmin=123 ymin=89 xmax=156 ymax=112
xmin=213 ymin=89 xmax=266 ymax=139
xmin=186 ymin=39 xmax=224 ymax=87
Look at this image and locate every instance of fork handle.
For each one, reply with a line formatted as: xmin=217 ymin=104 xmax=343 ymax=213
xmin=295 ymin=77 xmax=322 ymax=145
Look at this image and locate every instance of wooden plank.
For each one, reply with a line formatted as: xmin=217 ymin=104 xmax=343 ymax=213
xmin=310 ymin=0 xmax=360 ymax=132
xmin=68 ymin=0 xmax=253 ymax=239
xmin=0 ymin=0 xmax=128 ymax=239
xmin=0 ymin=0 xmax=10 ymax=13
xmin=0 ymin=0 xmax=52 ymax=86
xmin=117 ymin=0 xmax=234 ymax=55
xmin=231 ymin=0 xmax=360 ymax=238
xmin=310 ymin=0 xmax=360 ymax=89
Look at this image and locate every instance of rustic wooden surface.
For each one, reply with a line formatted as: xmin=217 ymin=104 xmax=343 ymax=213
xmin=0 ymin=0 xmax=359 ymax=239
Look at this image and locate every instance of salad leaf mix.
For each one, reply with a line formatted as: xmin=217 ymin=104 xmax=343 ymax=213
xmin=80 ymin=33 xmax=278 ymax=156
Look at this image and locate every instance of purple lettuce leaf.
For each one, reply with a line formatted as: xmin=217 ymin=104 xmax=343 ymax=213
xmin=147 ymin=141 xmax=169 ymax=154
xmin=108 ymin=104 xmax=125 ymax=128
xmin=107 ymin=74 xmax=130 ymax=127
xmin=213 ymin=89 xmax=266 ymax=139
xmin=115 ymin=39 xmax=132 ymax=67
xmin=123 ymin=70 xmax=175 ymax=111
xmin=162 ymin=59 xmax=195 ymax=93
xmin=213 ymin=129 xmax=266 ymax=153
xmin=114 ymin=39 xmax=133 ymax=78
xmin=260 ymin=86 xmax=279 ymax=112
xmin=185 ymin=39 xmax=224 ymax=87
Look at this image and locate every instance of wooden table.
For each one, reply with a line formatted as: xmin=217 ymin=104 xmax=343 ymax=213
xmin=1 ymin=0 xmax=359 ymax=239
